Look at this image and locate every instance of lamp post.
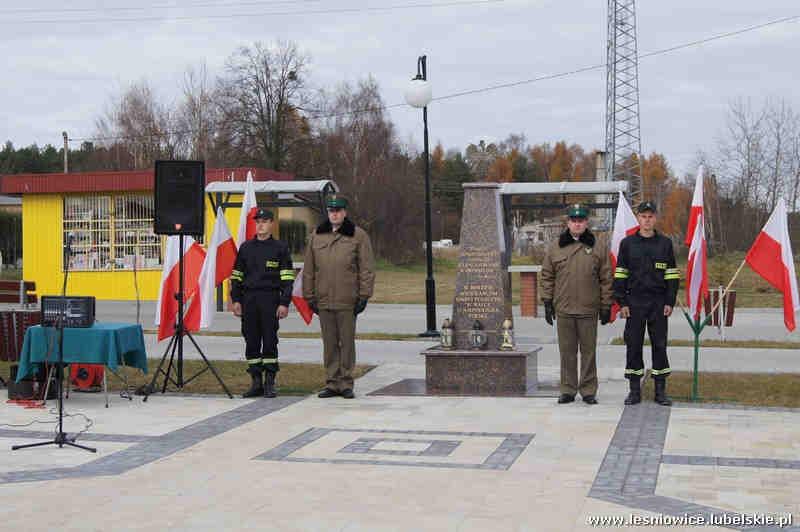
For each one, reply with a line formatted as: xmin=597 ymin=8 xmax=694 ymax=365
xmin=404 ymin=55 xmax=438 ymax=337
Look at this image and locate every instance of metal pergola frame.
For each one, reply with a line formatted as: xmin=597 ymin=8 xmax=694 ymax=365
xmin=499 ymin=181 xmax=631 ymax=254
xmin=204 ymin=179 xmax=339 ymax=310
xmin=205 ymin=179 xmax=339 ymax=216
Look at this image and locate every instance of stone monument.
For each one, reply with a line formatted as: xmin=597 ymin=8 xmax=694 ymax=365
xmin=423 ymin=183 xmax=539 ymax=395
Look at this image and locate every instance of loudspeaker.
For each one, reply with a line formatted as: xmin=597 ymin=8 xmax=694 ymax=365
xmin=154 ymin=160 xmax=205 ymax=235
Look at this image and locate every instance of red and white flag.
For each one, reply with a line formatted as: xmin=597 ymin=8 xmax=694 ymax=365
xmin=155 ymin=235 xmax=207 ymax=341
xmin=185 ymin=208 xmax=238 ymax=329
xmin=609 ymin=192 xmax=639 ymax=322
xmin=685 ymin=165 xmax=704 ymax=247
xmin=236 ymin=171 xmax=258 ymax=246
xmin=291 ymin=266 xmax=314 ymax=325
xmin=686 ymin=213 xmax=708 ymax=320
xmin=745 ymin=198 xmax=800 ymax=331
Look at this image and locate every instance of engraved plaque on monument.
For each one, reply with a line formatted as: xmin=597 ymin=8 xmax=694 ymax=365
xmin=424 ymin=183 xmax=539 ymax=396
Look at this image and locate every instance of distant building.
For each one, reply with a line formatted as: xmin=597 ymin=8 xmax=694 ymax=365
xmin=0 ymin=168 xmax=336 ymax=300
xmin=0 ymin=194 xmax=21 ymax=214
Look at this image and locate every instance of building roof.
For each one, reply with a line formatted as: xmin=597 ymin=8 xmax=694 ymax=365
xmin=0 ymin=167 xmax=293 ymax=194
xmin=0 ymin=194 xmax=22 ymax=206
xmin=205 ymin=179 xmax=338 ymax=194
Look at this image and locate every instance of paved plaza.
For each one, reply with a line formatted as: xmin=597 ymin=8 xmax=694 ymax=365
xmin=1 ymin=303 xmax=799 ymax=530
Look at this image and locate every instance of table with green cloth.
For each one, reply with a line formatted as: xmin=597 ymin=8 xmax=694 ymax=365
xmin=16 ymin=322 xmax=148 ymax=381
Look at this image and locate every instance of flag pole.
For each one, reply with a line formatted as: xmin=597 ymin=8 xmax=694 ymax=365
xmin=679 ymin=292 xmax=713 ymax=401
xmin=708 ymin=258 xmax=747 ymax=318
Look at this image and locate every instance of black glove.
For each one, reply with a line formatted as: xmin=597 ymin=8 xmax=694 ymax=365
xmin=599 ymin=307 xmax=611 ymax=325
xmin=544 ymin=300 xmax=554 ymax=326
xmin=354 ymin=298 xmax=368 ymax=315
xmin=308 ymin=300 xmax=319 ymax=315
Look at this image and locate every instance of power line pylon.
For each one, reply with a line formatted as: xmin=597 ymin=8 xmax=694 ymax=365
xmin=605 ymin=0 xmax=644 ymax=203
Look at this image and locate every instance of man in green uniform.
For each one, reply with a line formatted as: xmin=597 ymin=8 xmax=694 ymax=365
xmin=303 ymin=195 xmax=375 ymax=399
xmin=540 ymin=204 xmax=613 ymax=405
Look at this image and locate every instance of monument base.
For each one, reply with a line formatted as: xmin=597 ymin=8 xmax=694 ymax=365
xmin=423 ymin=347 xmax=539 ymax=396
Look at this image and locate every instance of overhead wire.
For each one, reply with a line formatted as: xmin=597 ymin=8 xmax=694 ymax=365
xmin=0 ymin=0 xmax=505 ymax=24
xmin=68 ymin=13 xmax=800 ymax=143
xmin=0 ymin=0 xmax=325 ymax=15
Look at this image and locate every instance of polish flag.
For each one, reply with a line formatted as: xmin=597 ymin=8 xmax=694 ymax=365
xmin=185 ymin=208 xmax=238 ymax=329
xmin=685 ymin=165 xmax=704 ymax=247
xmin=236 ymin=171 xmax=258 ymax=246
xmin=292 ymin=266 xmax=313 ymax=325
xmin=745 ymin=198 xmax=800 ymax=331
xmin=155 ymin=235 xmax=207 ymax=341
xmin=609 ymin=192 xmax=640 ymax=322
xmin=686 ymin=213 xmax=708 ymax=320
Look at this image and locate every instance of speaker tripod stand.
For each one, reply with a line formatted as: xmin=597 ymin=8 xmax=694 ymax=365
xmin=142 ymin=235 xmax=232 ymax=400
xmin=12 ymin=236 xmax=96 ymax=453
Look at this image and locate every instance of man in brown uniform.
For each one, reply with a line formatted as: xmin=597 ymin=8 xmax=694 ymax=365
xmin=540 ymin=204 xmax=613 ymax=405
xmin=303 ymin=195 xmax=375 ymax=399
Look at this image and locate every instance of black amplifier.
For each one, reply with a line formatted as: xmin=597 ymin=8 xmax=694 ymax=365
xmin=41 ymin=296 xmax=96 ymax=328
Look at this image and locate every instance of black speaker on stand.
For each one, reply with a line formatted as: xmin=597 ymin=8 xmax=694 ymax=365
xmin=141 ymin=161 xmax=232 ymax=400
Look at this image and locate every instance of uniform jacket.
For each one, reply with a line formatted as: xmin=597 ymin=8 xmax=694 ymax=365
xmin=302 ymin=217 xmax=376 ymax=310
xmin=612 ymin=230 xmax=679 ymax=307
xmin=230 ymin=236 xmax=294 ymax=306
xmin=540 ymin=229 xmax=613 ymax=317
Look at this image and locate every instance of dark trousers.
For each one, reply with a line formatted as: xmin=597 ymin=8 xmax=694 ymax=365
xmin=624 ymin=300 xmax=670 ymax=380
xmin=242 ymin=291 xmax=280 ymax=374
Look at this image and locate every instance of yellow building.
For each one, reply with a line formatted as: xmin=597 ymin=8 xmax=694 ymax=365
xmin=0 ymin=168 xmax=337 ymax=301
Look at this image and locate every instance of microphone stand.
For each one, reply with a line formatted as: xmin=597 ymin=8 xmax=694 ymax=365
xmin=12 ymin=234 xmax=96 ymax=452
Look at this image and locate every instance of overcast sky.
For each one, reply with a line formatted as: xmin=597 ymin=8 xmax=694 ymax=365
xmin=1 ymin=0 xmax=798 ymax=178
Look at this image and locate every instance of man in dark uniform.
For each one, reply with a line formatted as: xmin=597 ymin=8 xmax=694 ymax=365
xmin=613 ymin=201 xmax=680 ymax=406
xmin=230 ymin=207 xmax=295 ymax=398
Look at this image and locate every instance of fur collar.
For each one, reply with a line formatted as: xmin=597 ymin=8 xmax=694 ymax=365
xmin=316 ymin=217 xmax=355 ymax=237
xmin=558 ymin=229 xmax=595 ymax=248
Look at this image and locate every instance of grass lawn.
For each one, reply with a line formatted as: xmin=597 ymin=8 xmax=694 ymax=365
xmin=0 ymin=359 xmax=374 ymax=396
xmin=369 ymin=250 xmax=788 ymax=308
xmin=642 ymin=371 xmax=800 ymax=408
xmin=142 ymin=330 xmax=423 ymax=341
xmin=610 ymin=338 xmax=800 ymax=349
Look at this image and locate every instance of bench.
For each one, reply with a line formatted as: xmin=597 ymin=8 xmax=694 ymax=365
xmin=0 ymin=280 xmax=37 ymax=307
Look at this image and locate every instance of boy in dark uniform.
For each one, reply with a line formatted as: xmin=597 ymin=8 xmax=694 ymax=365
xmin=613 ymin=201 xmax=680 ymax=406
xmin=231 ymin=208 xmax=295 ymax=398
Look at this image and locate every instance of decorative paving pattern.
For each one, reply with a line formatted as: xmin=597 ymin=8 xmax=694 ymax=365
xmin=661 ymin=455 xmax=800 ymax=470
xmin=1 ymin=397 xmax=303 ymax=484
xmin=366 ymin=378 xmax=560 ymax=398
xmin=340 ymin=437 xmax=461 ymax=457
xmin=0 ymin=429 xmax=152 ymax=443
xmin=589 ymin=402 xmax=800 ymax=531
xmin=256 ymin=428 xmax=534 ymax=470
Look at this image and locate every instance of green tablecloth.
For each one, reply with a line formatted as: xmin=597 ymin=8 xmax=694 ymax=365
xmin=16 ymin=322 xmax=148 ymax=381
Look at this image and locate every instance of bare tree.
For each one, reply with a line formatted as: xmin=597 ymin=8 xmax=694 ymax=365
xmin=217 ymin=40 xmax=309 ymax=171
xmin=311 ymin=78 xmax=424 ymax=263
xmin=175 ymin=63 xmax=219 ymax=162
xmin=95 ymin=80 xmax=178 ymax=169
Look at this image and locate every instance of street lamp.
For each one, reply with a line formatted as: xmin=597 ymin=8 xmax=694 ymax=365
xmin=404 ymin=55 xmax=438 ymax=338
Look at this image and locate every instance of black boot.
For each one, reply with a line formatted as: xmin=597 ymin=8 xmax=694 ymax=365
xmin=654 ymin=378 xmax=672 ymax=406
xmin=242 ymin=369 xmax=264 ymax=398
xmin=624 ymin=378 xmax=641 ymax=405
xmin=264 ymin=372 xmax=277 ymax=398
